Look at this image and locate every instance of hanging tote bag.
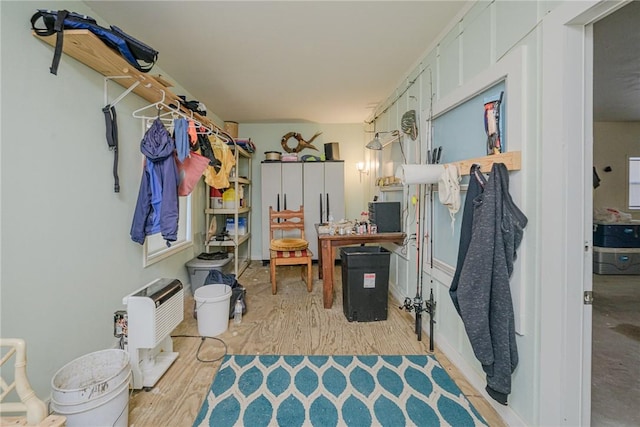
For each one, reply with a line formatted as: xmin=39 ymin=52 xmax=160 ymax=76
xmin=176 ymin=151 xmax=210 ymax=196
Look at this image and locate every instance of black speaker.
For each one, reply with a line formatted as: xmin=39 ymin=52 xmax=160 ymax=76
xmin=324 ymin=142 xmax=340 ymax=160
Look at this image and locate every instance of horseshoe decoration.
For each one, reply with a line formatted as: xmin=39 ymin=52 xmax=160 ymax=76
xmin=280 ymin=131 xmax=322 ymax=153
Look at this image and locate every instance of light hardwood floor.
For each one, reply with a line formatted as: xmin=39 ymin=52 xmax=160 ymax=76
xmin=128 ymin=262 xmax=506 ymax=427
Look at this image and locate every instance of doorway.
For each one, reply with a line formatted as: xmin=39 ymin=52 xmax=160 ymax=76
xmin=592 ymin=2 xmax=640 ymax=426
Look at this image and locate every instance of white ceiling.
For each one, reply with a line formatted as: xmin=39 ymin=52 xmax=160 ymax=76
xmin=85 ymin=1 xmax=639 ymax=125
xmin=85 ymin=1 xmax=469 ymax=124
xmin=593 ymin=0 xmax=640 ymax=122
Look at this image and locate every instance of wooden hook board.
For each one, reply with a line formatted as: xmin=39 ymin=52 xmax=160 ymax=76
xmin=449 ymin=151 xmax=521 ymax=175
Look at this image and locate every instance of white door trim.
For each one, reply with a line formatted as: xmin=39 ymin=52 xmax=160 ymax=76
xmin=540 ymin=1 xmax=628 ymax=425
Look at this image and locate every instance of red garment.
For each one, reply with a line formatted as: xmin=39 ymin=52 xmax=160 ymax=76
xmin=187 ymin=120 xmax=198 ymax=145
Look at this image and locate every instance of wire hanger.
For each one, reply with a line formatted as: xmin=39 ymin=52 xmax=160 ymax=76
xmin=131 ymin=89 xmax=169 ymax=118
xmin=131 ymin=89 xmax=239 ymax=147
xmin=132 ymin=89 xmax=215 ymax=134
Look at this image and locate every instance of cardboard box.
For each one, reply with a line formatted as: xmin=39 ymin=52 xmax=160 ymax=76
xmin=225 ymin=217 xmax=247 ymax=236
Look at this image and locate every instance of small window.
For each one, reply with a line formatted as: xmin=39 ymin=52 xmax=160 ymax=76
xmin=144 ymin=195 xmax=193 ymax=266
xmin=628 ymin=157 xmax=640 ymax=210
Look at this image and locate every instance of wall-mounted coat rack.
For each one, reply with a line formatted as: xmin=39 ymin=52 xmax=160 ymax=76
xmin=396 ymin=150 xmax=521 ymax=185
xmin=449 ymin=151 xmax=521 ymax=175
xmin=130 ymin=89 xmax=232 ymax=142
xmin=34 ymin=29 xmax=231 ymax=138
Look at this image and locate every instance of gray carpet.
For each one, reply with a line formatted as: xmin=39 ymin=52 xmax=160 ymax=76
xmin=591 ymin=274 xmax=640 ymax=427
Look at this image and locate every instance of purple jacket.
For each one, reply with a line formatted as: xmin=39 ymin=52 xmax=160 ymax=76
xmin=130 ymin=119 xmax=179 ymax=245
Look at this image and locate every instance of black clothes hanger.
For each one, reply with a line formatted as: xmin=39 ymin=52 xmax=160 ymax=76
xmin=471 ymin=164 xmax=487 ymax=190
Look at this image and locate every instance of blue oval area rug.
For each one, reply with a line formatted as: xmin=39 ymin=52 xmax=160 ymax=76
xmin=193 ymin=354 xmax=487 ymax=427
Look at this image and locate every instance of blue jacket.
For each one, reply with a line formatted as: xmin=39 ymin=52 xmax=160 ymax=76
xmin=130 ymin=119 xmax=179 ymax=245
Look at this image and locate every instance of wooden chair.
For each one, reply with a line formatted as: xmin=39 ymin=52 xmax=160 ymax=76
xmin=269 ymin=206 xmax=313 ymax=294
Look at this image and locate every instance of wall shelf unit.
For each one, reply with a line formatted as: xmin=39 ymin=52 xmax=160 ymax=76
xmin=379 ymin=185 xmax=404 ymax=192
xmin=35 ymin=29 xmax=253 ymax=275
xmin=205 ymin=145 xmax=253 ymax=277
xmin=34 ymin=30 xmax=224 ymax=134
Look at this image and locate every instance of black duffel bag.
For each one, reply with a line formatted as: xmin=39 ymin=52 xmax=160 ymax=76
xmin=203 ymin=270 xmax=247 ymax=319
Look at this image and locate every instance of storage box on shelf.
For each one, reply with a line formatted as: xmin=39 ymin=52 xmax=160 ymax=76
xmin=205 ymin=143 xmax=252 ymax=276
xmin=592 ymin=221 xmax=640 ymax=275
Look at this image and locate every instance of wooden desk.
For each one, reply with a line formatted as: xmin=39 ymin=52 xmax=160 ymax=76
xmin=315 ymin=225 xmax=405 ymax=309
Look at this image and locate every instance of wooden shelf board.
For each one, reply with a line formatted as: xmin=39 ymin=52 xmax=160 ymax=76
xmin=205 ymin=207 xmax=251 ymax=215
xmin=230 ymin=177 xmax=251 ymax=185
xmin=379 ymin=185 xmax=404 ymax=192
xmin=450 ymin=151 xmax=521 ymax=175
xmin=34 ymin=30 xmax=181 ymax=105
xmin=33 ymin=30 xmax=222 ymax=133
xmin=206 ymin=233 xmax=250 ymax=247
xmin=233 ymin=145 xmax=252 ymax=158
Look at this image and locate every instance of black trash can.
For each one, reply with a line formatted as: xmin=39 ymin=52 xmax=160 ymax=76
xmin=340 ymin=246 xmax=391 ymax=322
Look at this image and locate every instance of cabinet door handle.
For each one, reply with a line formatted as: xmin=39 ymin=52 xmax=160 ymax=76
xmin=319 ymin=194 xmax=323 ymax=224
xmin=326 ymin=194 xmax=330 ymax=222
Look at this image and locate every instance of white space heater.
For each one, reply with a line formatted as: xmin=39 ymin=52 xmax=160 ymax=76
xmin=123 ymin=278 xmax=184 ymax=389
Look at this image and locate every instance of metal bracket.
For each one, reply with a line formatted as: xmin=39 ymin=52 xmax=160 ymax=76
xmin=104 ymin=76 xmax=140 ymax=107
xmin=584 ymin=291 xmax=593 ymax=305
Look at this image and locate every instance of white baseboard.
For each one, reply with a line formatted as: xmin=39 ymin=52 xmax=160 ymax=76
xmin=390 ymin=280 xmax=525 ymax=426
xmin=434 ymin=332 xmax=526 ymax=426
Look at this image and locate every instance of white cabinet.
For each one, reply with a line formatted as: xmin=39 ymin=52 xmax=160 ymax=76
xmin=303 ymin=161 xmax=345 ymax=260
xmin=205 ymin=145 xmax=252 ymax=276
xmin=260 ymin=162 xmax=303 ymax=260
xmin=261 ymin=161 xmax=344 ymax=261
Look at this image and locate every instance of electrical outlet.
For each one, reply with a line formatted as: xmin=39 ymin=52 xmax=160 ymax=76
xmin=113 ymin=310 xmax=127 ymax=338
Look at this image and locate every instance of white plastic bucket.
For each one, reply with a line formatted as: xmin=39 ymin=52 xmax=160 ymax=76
xmin=194 ymin=284 xmax=232 ymax=337
xmin=51 ymin=349 xmax=131 ymax=427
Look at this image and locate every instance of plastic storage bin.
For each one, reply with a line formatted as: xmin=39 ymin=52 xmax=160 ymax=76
xmin=186 ymin=253 xmax=233 ymax=293
xmin=340 ymin=246 xmax=391 ymax=322
xmin=593 ymin=222 xmax=640 ymax=248
xmin=593 ymin=247 xmax=640 ymax=274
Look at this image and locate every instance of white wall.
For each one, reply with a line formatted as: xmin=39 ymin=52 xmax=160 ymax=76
xmin=593 ymin=122 xmax=640 ymax=218
xmin=0 ymin=1 xmax=367 ymax=402
xmin=367 ymin=1 xmax=569 ymax=425
xmin=0 ymin=0 xmax=213 ymax=400
xmin=2 ymin=1 xmax=606 ymax=424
